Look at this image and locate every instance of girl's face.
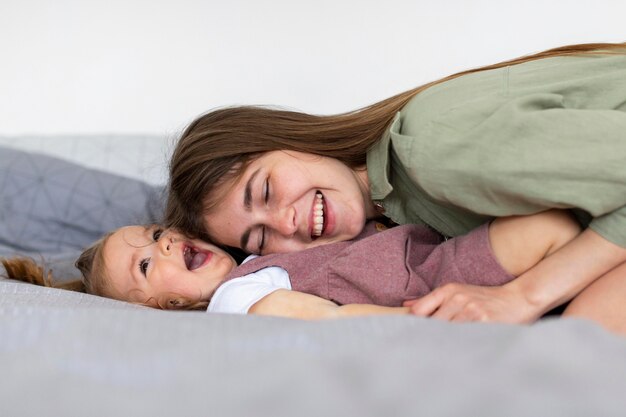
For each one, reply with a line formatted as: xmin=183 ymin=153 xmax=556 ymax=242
xmin=204 ymin=150 xmax=377 ymax=255
xmin=103 ymin=226 xmax=236 ymax=307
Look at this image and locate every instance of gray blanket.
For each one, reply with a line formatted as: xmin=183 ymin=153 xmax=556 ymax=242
xmin=2 ymin=279 xmax=626 ymax=417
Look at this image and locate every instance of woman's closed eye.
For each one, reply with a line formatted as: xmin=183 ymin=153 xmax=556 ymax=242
xmin=263 ymin=177 xmax=270 ymax=204
xmin=256 ymin=178 xmax=270 ymax=253
xmin=153 ymin=228 xmax=163 ymax=241
xmin=258 ymin=226 xmax=266 ymax=254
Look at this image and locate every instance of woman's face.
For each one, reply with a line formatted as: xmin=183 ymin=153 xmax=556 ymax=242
xmin=103 ymin=226 xmax=236 ymax=307
xmin=204 ymin=151 xmax=377 ymax=255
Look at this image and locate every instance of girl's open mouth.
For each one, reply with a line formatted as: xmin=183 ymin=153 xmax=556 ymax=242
xmin=183 ymin=245 xmax=212 ymax=270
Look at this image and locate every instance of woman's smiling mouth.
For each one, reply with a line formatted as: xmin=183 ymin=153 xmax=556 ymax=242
xmin=312 ymin=191 xmax=326 ymax=238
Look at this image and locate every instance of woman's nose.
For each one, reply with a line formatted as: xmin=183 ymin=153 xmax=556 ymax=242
xmin=268 ymin=207 xmax=297 ymax=236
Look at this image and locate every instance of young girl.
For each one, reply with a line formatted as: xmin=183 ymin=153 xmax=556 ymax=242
xmin=3 ymin=211 xmax=583 ymax=322
xmin=165 ymin=42 xmax=626 ymax=325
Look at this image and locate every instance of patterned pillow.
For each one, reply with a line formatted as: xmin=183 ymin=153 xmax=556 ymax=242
xmin=0 ymin=146 xmax=165 ymax=279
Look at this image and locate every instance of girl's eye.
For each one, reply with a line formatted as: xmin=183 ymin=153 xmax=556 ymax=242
xmin=139 ymin=258 xmax=151 ymax=276
xmin=153 ymin=228 xmax=163 ymax=241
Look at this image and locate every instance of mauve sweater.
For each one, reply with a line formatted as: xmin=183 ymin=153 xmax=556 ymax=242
xmin=224 ymin=221 xmax=514 ymax=307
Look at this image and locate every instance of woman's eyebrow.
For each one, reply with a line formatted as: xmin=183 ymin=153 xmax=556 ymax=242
xmin=241 ymin=168 xmax=261 ymax=251
xmin=243 ymin=168 xmax=261 ymax=211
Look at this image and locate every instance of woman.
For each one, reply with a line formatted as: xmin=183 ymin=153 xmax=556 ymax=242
xmin=165 ymin=42 xmax=626 ymax=330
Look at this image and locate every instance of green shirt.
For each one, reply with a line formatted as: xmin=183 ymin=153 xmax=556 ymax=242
xmin=367 ymin=53 xmax=626 ymax=247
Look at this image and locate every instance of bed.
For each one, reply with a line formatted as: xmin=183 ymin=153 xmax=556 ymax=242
xmin=2 ymin=136 xmax=626 ymax=417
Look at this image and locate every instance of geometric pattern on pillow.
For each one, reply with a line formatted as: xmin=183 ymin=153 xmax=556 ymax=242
xmin=0 ymin=146 xmax=166 ymax=279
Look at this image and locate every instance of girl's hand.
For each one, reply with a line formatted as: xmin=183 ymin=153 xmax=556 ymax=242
xmin=402 ymin=282 xmax=540 ymax=324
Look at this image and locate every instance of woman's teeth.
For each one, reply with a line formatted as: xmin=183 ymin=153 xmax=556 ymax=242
xmin=313 ymin=192 xmax=324 ymax=237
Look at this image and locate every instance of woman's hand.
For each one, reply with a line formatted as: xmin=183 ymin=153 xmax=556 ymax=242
xmin=403 ymin=282 xmax=540 ymax=324
xmin=405 ymin=228 xmax=626 ymax=324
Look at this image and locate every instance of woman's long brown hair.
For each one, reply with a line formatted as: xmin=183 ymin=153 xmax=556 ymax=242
xmin=167 ymin=42 xmax=625 ymax=239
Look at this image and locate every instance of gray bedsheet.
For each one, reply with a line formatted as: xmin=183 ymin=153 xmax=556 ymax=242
xmin=2 ymin=279 xmax=626 ymax=417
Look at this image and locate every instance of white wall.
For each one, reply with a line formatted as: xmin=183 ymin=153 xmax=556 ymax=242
xmin=1 ymin=0 xmax=624 ymax=136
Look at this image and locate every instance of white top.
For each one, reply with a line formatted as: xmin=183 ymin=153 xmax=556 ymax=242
xmin=207 ymin=255 xmax=291 ymax=314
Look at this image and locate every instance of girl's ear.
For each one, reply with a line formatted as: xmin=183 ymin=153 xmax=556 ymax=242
xmin=161 ymin=294 xmax=194 ymax=310
xmin=150 ymin=292 xmax=208 ymax=311
xmin=167 ymin=298 xmax=185 ymax=309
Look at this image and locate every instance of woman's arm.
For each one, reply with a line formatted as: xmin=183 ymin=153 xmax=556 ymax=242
xmin=249 ymin=289 xmax=410 ymax=319
xmin=562 ymin=258 xmax=626 ymax=335
xmin=509 ymin=227 xmax=626 ymax=317
xmin=405 ymin=228 xmax=626 ymax=323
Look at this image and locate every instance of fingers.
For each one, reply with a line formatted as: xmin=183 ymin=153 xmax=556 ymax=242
xmin=448 ymin=301 xmax=491 ymax=322
xmin=402 ymin=299 xmax=419 ymax=307
xmin=430 ymin=294 xmax=466 ymax=321
xmin=406 ymin=289 xmax=446 ymax=317
xmin=407 ymin=284 xmax=493 ymax=322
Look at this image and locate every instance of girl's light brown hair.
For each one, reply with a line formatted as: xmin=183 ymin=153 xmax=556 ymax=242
xmin=1 ymin=232 xmax=115 ymax=297
xmin=166 ymin=42 xmax=626 ymax=240
xmin=2 ymin=230 xmax=210 ymax=311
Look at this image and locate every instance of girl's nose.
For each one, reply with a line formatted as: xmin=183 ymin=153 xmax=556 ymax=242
xmin=158 ymin=234 xmax=176 ymax=255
